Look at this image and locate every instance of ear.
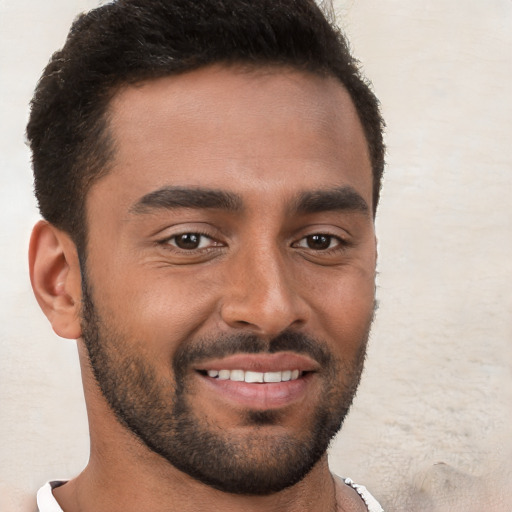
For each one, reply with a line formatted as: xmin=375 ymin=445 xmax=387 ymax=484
xmin=29 ymin=220 xmax=83 ymax=339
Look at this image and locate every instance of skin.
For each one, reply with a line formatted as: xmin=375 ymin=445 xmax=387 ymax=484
xmin=29 ymin=65 xmax=377 ymax=512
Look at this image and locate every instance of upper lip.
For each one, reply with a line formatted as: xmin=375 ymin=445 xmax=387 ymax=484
xmin=194 ymin=352 xmax=320 ymax=373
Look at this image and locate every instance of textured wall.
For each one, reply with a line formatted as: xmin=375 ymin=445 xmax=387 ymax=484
xmin=0 ymin=1 xmax=510 ymax=511
xmin=329 ymin=2 xmax=512 ymax=510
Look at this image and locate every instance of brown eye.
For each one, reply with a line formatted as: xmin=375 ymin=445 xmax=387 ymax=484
xmin=305 ymin=234 xmax=333 ymax=250
xmin=169 ymin=233 xmax=211 ymax=250
xmin=293 ymin=233 xmax=345 ymax=251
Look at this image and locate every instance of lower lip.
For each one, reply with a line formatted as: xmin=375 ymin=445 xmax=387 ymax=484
xmin=198 ymin=373 xmax=313 ymax=410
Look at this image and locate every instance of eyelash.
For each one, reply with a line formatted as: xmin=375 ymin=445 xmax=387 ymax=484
xmin=160 ymin=231 xmax=221 ymax=251
xmin=158 ymin=231 xmax=349 ymax=254
xmin=292 ymin=233 xmax=349 ymax=252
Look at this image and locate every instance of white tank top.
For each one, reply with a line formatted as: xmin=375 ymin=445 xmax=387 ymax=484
xmin=37 ymin=478 xmax=384 ymax=511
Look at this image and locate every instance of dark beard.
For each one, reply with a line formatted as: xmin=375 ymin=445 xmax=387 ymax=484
xmin=80 ymin=276 xmax=370 ymax=495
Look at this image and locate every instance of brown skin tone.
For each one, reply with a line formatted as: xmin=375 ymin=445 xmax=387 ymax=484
xmin=30 ymin=65 xmax=376 ymax=512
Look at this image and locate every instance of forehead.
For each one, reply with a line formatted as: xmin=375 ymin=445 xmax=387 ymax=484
xmin=98 ymin=65 xmax=372 ymax=210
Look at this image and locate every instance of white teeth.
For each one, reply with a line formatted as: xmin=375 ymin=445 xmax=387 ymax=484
xmin=205 ymin=369 xmax=302 ymax=383
xmin=263 ymin=371 xmax=282 ymax=383
xmin=230 ymin=369 xmax=245 ymax=382
xmin=218 ymin=369 xmax=231 ymax=380
xmin=245 ymin=371 xmax=264 ymax=383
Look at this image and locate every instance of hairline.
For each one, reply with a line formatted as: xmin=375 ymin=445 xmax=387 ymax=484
xmin=76 ymin=61 xmax=378 ymax=261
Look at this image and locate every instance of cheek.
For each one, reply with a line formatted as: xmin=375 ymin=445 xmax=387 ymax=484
xmin=305 ymin=267 xmax=375 ymax=348
xmin=89 ymin=264 xmax=225 ymax=358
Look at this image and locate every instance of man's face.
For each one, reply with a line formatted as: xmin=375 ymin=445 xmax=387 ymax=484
xmin=80 ymin=65 xmax=376 ymax=494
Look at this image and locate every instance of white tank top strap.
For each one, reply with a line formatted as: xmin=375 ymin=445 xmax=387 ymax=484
xmin=342 ymin=477 xmax=384 ymax=512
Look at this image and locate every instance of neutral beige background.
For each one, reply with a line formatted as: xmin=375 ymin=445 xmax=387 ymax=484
xmin=1 ymin=1 xmax=511 ymax=511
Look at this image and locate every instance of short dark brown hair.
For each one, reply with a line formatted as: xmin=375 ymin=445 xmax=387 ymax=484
xmin=27 ymin=0 xmax=385 ymax=253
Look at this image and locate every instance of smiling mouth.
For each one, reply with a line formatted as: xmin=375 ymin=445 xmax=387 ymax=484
xmin=198 ymin=369 xmax=304 ymax=383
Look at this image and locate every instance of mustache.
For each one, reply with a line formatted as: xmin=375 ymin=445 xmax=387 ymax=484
xmin=173 ymin=331 xmax=333 ymax=375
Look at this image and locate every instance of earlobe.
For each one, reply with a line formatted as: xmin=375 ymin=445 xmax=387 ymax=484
xmin=29 ymin=220 xmax=83 ymax=340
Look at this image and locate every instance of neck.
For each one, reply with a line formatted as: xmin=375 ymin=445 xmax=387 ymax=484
xmin=53 ymin=451 xmax=339 ymax=512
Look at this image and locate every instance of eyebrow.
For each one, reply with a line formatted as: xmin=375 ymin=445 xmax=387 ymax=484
xmin=292 ymin=186 xmax=370 ymax=216
xmin=130 ymin=186 xmax=243 ymax=214
xmin=130 ymin=184 xmax=369 ymax=218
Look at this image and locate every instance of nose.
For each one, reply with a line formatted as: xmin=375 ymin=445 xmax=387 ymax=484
xmin=219 ymin=245 xmax=309 ymax=337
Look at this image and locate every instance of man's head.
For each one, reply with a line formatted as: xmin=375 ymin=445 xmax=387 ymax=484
xmin=26 ymin=0 xmax=384 ymax=254
xmin=28 ymin=0 xmax=384 ymax=498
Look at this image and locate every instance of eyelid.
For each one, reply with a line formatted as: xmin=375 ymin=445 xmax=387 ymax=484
xmin=293 ymin=233 xmax=347 ymax=250
xmin=153 ymin=221 xmax=219 ymax=240
xmin=168 ymin=233 xmax=200 ymax=248
xmin=292 ymin=223 xmax=351 ymax=242
xmin=164 ymin=232 xmax=220 ymax=250
xmin=152 ymin=221 xmax=227 ymax=252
